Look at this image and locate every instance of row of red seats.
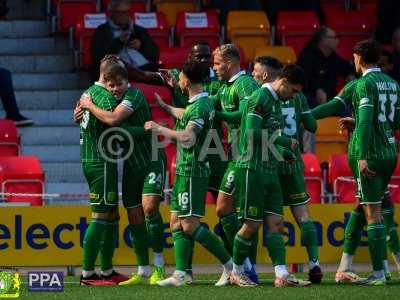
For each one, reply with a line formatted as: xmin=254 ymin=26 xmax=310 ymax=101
xmin=0 ymin=120 xmax=45 ymax=206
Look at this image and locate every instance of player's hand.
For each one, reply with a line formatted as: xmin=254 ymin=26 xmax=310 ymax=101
xmin=154 ymin=92 xmax=166 ymax=108
xmin=339 ymin=117 xmax=355 ymax=131
xmin=358 ymin=160 xmax=376 ymax=178
xmin=159 ymin=69 xmax=178 ymax=89
xmin=144 ymin=121 xmax=160 ymax=131
xmin=73 ymin=103 xmax=83 ymax=123
xmin=129 ymin=38 xmax=141 ymax=50
xmin=79 ymin=93 xmax=93 ymax=109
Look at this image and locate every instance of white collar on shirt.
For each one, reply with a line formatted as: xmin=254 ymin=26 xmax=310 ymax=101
xmin=228 ymin=70 xmax=246 ymax=83
xmin=262 ymin=82 xmax=279 ymax=101
xmin=188 ymin=92 xmax=209 ymax=103
xmin=363 ymin=67 xmax=381 ymax=76
xmin=209 ymin=68 xmax=215 ymax=78
xmin=95 ymin=81 xmax=106 ymax=88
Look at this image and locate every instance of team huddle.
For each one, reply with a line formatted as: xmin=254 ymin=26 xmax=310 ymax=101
xmin=74 ymin=39 xmax=400 ymax=287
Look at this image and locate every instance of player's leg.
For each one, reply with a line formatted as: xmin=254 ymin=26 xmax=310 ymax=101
xmin=142 ymin=159 xmax=167 ymax=284
xmin=119 ymin=164 xmax=150 ymax=285
xmin=382 ymin=191 xmax=400 ymax=274
xmin=264 ymin=174 xmax=311 ymax=287
xmin=158 ymin=175 xmax=232 ymax=287
xmin=282 ymin=171 xmax=322 ymax=283
xmin=358 ymin=160 xmax=388 ymax=285
xmin=336 ymin=156 xmax=369 ymax=283
xmin=216 ymin=162 xmax=241 ymax=251
xmin=230 ymin=168 xmax=261 ymax=287
xmin=80 ymin=162 xmax=119 ymax=285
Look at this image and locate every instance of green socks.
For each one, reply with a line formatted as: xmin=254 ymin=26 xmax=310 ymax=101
xmin=343 ymin=210 xmax=366 ymax=255
xmin=145 ymin=212 xmax=165 ymax=253
xmin=249 ymin=232 xmax=258 ymax=265
xmin=82 ymin=219 xmax=107 ymax=271
xmin=192 ymin=226 xmax=231 ymax=264
xmin=383 ymin=208 xmax=400 ymax=254
xmin=233 ymin=234 xmax=253 ymax=265
xmin=266 ymin=232 xmax=286 ymax=266
xmin=220 ymin=213 xmax=241 ymax=252
xmin=300 ymin=220 xmax=319 ymax=262
xmin=186 ymin=237 xmax=195 ymax=272
xmin=367 ymin=223 xmax=386 ymax=271
xmin=172 ymin=229 xmax=191 ymax=272
xmin=130 ymin=223 xmax=149 ymax=266
xmin=100 ymin=220 xmax=118 ymax=271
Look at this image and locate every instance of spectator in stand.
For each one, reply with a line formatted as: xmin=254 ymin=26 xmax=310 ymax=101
xmin=0 ymin=67 xmax=34 ymax=126
xmin=378 ymin=48 xmax=395 ymax=80
xmin=391 ymin=28 xmax=400 ymax=83
xmin=297 ymin=26 xmax=354 ymax=109
xmin=91 ymin=0 xmax=159 ymax=80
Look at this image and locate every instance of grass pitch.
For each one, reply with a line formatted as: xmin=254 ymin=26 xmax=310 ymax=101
xmin=20 ymin=272 xmax=400 ymax=300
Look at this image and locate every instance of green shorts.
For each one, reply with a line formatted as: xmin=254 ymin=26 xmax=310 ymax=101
xmin=122 ymin=159 xmax=166 ymax=208
xmin=219 ymin=161 xmax=236 ymax=196
xmin=235 ymin=167 xmax=283 ymax=221
xmin=349 ymin=156 xmax=397 ymax=205
xmin=171 ymin=175 xmax=209 ymax=218
xmin=279 ymin=171 xmax=310 ymax=206
xmin=82 ymin=161 xmax=118 ymax=213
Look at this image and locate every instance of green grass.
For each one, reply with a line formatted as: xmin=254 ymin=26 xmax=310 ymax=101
xmin=19 ymin=273 xmax=400 ymax=300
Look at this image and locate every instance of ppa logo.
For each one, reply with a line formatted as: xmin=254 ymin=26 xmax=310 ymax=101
xmin=28 ymin=272 xmax=63 ymax=292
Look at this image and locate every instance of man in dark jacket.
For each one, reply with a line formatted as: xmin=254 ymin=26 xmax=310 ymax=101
xmin=91 ymin=0 xmax=159 ymax=79
xmin=297 ymin=26 xmax=354 ymax=108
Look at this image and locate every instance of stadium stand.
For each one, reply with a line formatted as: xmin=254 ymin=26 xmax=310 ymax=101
xmin=226 ymin=10 xmax=271 ymax=60
xmin=0 ymin=120 xmax=20 ymax=156
xmin=253 ymin=46 xmax=297 ymax=64
xmin=276 ymin=11 xmax=320 ymax=56
xmin=315 ymin=117 xmax=348 ymax=163
xmin=132 ymin=83 xmax=172 ymax=106
xmin=302 ymin=153 xmax=324 ymax=203
xmin=328 ymin=153 xmax=356 ymax=203
xmin=102 ymin=0 xmax=147 ymax=13
xmin=53 ymin=0 xmax=96 ymax=33
xmin=175 ymin=11 xmax=220 ymax=49
xmin=155 ymin=0 xmax=197 ymax=27
xmin=0 ymin=156 xmax=45 ymax=205
xmin=134 ymin=12 xmax=171 ymax=48
xmin=158 ymin=46 xmax=191 ymax=69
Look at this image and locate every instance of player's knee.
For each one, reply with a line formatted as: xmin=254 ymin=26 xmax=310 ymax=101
xmin=127 ymin=207 xmax=144 ymax=225
xmin=181 ymin=218 xmax=200 ymax=236
xmin=143 ymin=202 xmax=158 ymax=216
xmin=216 ymin=197 xmax=233 ymax=218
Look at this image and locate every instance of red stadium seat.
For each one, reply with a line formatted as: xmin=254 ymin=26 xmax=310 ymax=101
xmin=56 ymin=0 xmax=97 ymax=33
xmin=206 ymin=191 xmax=215 ymax=204
xmin=0 ymin=120 xmax=20 ymax=156
xmin=102 ymin=0 xmax=146 ymax=13
xmin=151 ymin=107 xmax=174 ymax=128
xmin=176 ymin=11 xmax=220 ymax=49
xmin=328 ymin=154 xmax=356 ymax=203
xmin=0 ymin=156 xmax=45 ymax=206
xmin=276 ymin=11 xmax=319 ymax=54
xmin=302 ymin=153 xmax=323 ymax=203
xmin=389 ymin=156 xmax=400 ymax=203
xmin=134 ymin=12 xmax=170 ymax=48
xmin=75 ymin=13 xmax=107 ymax=67
xmin=165 ymin=143 xmax=176 ymax=185
xmin=159 ymin=47 xmax=191 ymax=69
xmin=132 ymin=82 xmax=172 ymax=106
xmin=326 ymin=9 xmax=372 ymax=60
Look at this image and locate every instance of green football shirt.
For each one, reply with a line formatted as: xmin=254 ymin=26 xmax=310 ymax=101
xmin=80 ymin=82 xmax=118 ymax=162
xmin=210 ymin=71 xmax=259 ymax=157
xmin=175 ymin=92 xmax=214 ymax=178
xmin=236 ymin=83 xmax=283 ymax=172
xmin=279 ymin=92 xmax=316 ymax=174
xmin=349 ymin=68 xmax=400 ymax=160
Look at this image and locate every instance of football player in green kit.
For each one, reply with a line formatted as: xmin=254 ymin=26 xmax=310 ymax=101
xmin=77 ymin=57 xmax=167 ymax=285
xmin=211 ymin=44 xmax=260 ymax=282
xmin=230 ymin=64 xmax=312 ymax=287
xmin=252 ymin=56 xmax=323 ymax=283
xmin=312 ymin=43 xmax=400 ymax=284
xmin=145 ymin=61 xmax=233 ymax=287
